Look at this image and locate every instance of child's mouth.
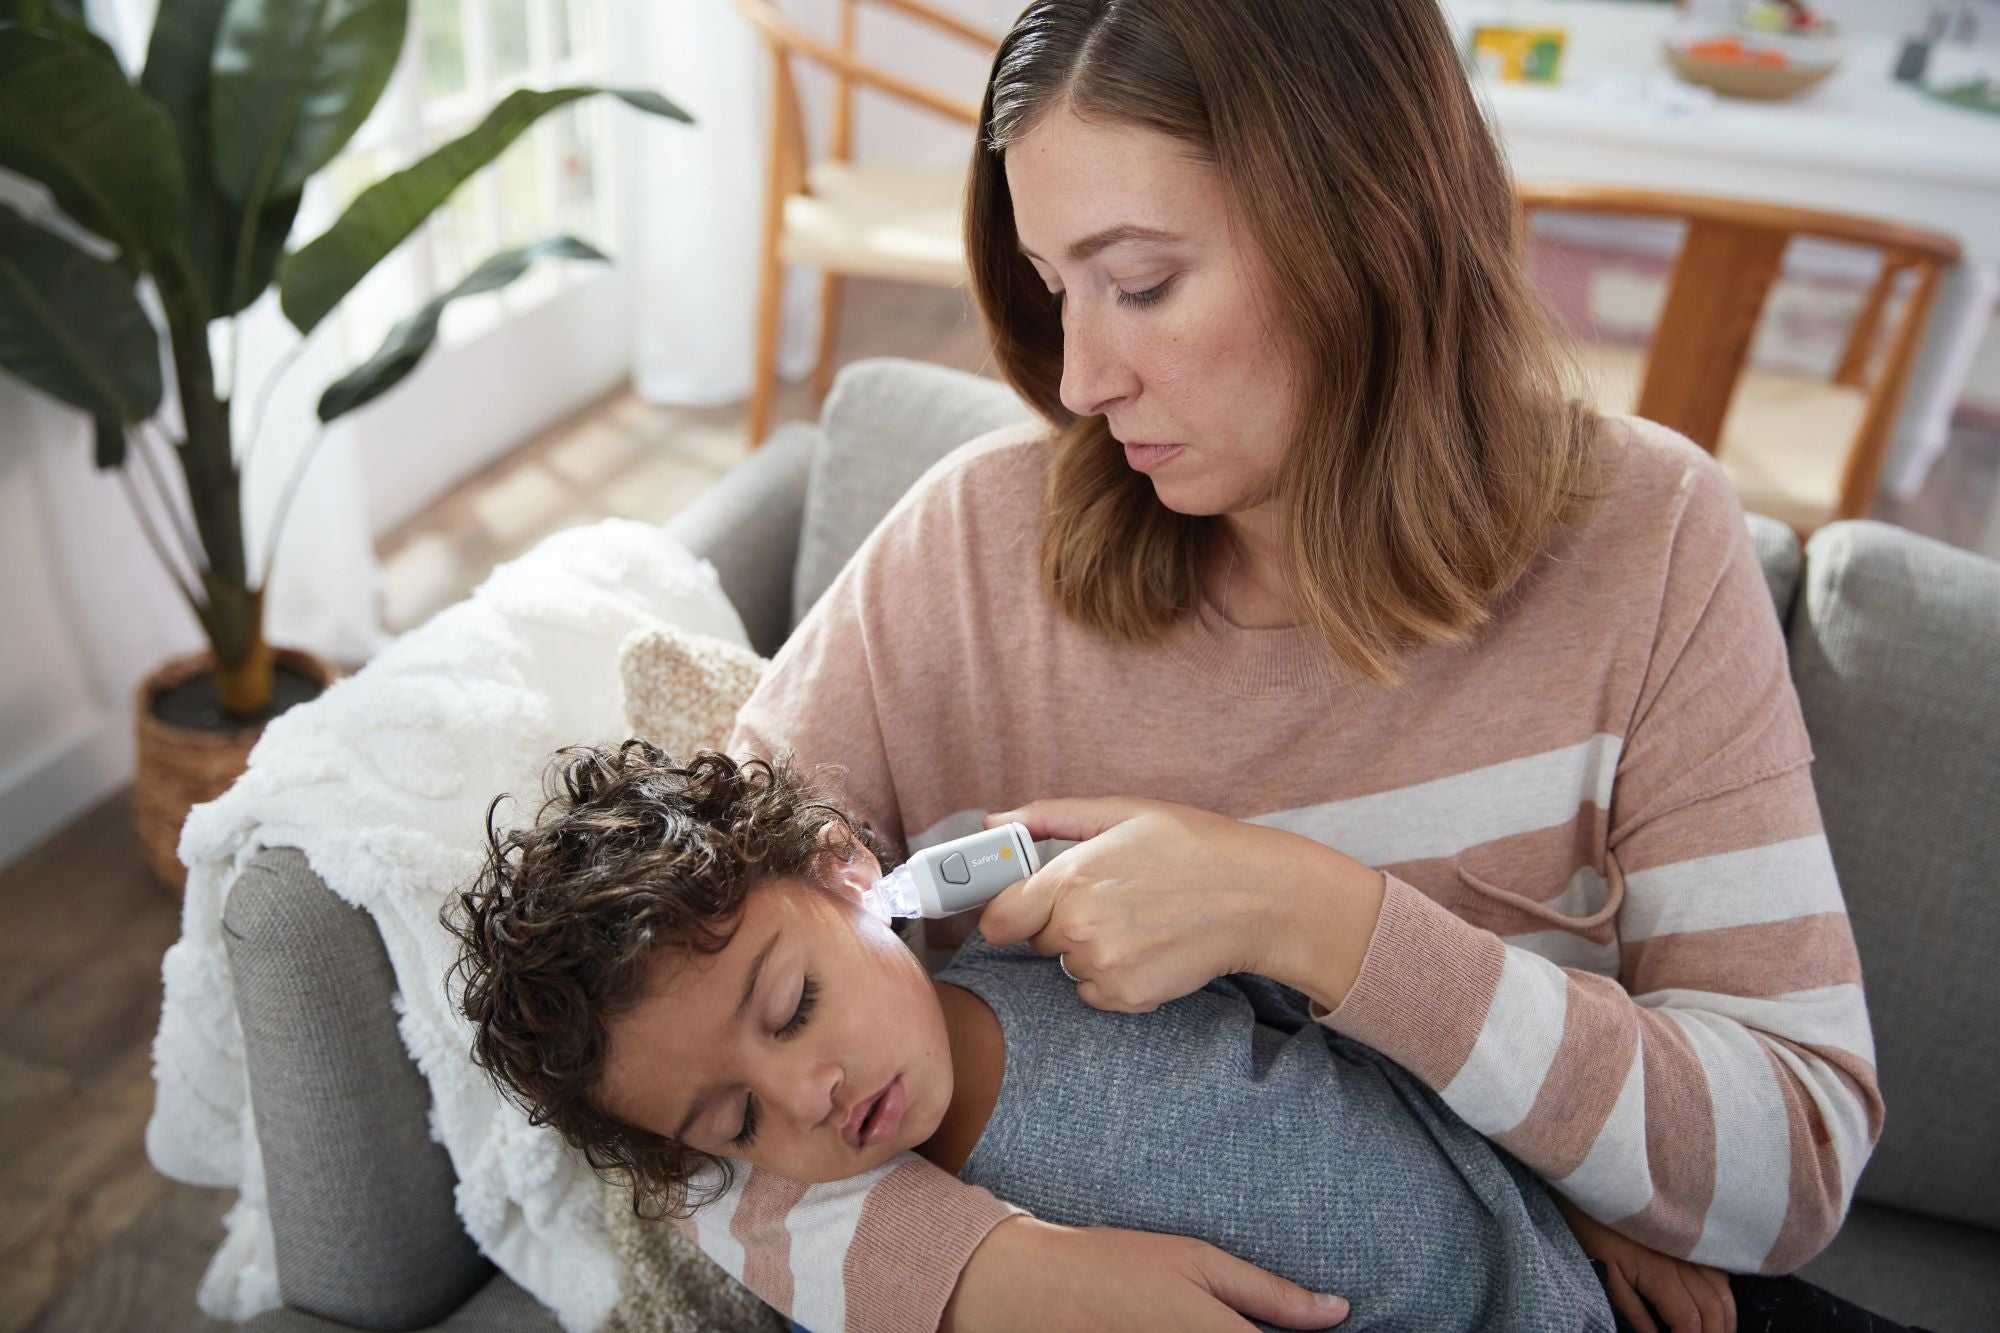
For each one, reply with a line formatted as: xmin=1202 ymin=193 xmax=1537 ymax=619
xmin=846 ymin=1075 xmax=907 ymax=1149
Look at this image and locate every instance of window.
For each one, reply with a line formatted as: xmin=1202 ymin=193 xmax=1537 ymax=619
xmin=329 ymin=0 xmax=614 ymax=366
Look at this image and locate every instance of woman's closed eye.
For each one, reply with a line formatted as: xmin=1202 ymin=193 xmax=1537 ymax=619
xmin=1046 ymin=277 xmax=1175 ymax=311
xmin=1116 ymin=277 xmax=1173 ymax=308
xmin=730 ymin=973 xmax=820 ymax=1148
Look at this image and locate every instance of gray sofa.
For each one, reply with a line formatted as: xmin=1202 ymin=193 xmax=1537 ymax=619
xmin=223 ymin=358 xmax=2000 ymax=1332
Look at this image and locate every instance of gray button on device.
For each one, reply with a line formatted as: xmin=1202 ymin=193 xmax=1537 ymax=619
xmin=940 ymin=852 xmax=971 ymax=885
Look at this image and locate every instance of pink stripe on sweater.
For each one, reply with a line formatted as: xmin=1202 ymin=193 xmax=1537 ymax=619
xmin=1495 ymin=969 xmax=1641 ymax=1178
xmin=1613 ymin=1010 xmax=1717 ymax=1255
xmin=841 ymin=1158 xmax=1025 ymax=1333
xmin=1621 ymin=913 xmax=1864 ymax=998
xmin=1759 ymin=1039 xmax=1852 ymax=1273
xmin=732 ymin=1170 xmax=810 ymax=1315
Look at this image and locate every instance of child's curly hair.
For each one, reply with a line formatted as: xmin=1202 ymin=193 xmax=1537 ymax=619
xmin=441 ymin=738 xmax=893 ymax=1218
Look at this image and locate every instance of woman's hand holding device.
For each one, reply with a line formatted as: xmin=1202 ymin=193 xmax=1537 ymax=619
xmin=940 ymin=1215 xmax=1350 ymax=1333
xmin=978 ymin=797 xmax=1387 ymax=1016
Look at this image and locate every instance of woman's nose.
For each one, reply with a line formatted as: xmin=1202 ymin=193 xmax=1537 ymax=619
xmin=1058 ymin=303 xmax=1135 ymax=419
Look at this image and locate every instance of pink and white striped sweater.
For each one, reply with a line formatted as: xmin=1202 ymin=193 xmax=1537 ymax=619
xmin=706 ymin=414 xmax=1881 ymax=1332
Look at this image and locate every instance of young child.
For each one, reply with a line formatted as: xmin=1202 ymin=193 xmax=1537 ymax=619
xmin=445 ymin=742 xmax=1875 ymax=1332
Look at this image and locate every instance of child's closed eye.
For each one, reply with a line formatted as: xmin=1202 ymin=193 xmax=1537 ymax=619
xmin=779 ymin=974 xmax=819 ymax=1039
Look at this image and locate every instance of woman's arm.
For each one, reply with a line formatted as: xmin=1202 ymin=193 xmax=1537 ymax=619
xmin=679 ymin=1153 xmax=1023 ymax=1331
xmin=1292 ymin=462 xmax=1880 ymax=1274
xmin=975 ymin=458 xmax=1874 ymax=1276
xmin=942 ymin=1216 xmax=1351 ymax=1333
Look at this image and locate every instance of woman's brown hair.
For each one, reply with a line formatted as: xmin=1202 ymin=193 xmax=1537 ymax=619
xmin=965 ymin=0 xmax=1606 ymax=686
xmin=442 ymin=740 xmax=891 ymax=1218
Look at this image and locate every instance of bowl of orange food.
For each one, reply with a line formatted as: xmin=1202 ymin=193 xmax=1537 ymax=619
xmin=1667 ymin=1 xmax=1843 ymax=100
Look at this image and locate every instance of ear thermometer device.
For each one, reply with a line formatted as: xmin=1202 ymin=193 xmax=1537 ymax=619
xmin=861 ymin=822 xmax=1043 ymax=921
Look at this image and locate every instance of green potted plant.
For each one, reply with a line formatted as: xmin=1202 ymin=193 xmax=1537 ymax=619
xmin=0 ymin=0 xmax=688 ymax=891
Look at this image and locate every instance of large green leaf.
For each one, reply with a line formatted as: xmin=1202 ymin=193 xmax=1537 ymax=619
xmin=281 ymin=85 xmax=689 ymax=335
xmin=221 ymin=193 xmax=302 ymax=315
xmin=209 ymin=0 xmax=409 ymax=209
xmin=141 ymin=0 xmax=298 ymax=315
xmin=318 ymin=236 xmax=606 ymax=422
xmin=0 ymin=27 xmax=184 ymax=263
xmin=0 ymin=0 xmax=120 ymax=64
xmin=140 ymin=0 xmax=229 ymax=127
xmin=0 ymin=204 xmax=162 ymax=424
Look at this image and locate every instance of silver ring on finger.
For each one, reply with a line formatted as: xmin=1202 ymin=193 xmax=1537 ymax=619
xmin=1058 ymin=952 xmax=1080 ymax=983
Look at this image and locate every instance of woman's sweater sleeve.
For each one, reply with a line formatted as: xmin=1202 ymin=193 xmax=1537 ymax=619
xmin=708 ymin=464 xmax=1030 ymax=1332
xmin=1317 ymin=458 xmax=1882 ymax=1275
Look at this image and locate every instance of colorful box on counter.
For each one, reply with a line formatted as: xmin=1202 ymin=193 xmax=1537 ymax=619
xmin=1469 ymin=25 xmax=1568 ymax=83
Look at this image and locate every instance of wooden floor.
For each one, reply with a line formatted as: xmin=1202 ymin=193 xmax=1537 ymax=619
xmin=0 ymin=788 xmax=235 ymax=1333
xmin=4 ymin=275 xmax=1997 ymax=1332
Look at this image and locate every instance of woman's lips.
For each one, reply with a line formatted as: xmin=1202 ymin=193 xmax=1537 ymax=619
xmin=844 ymin=1075 xmax=906 ymax=1150
xmin=1123 ymin=442 xmax=1184 ymax=473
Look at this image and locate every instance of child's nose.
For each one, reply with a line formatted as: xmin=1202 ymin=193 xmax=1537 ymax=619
xmin=772 ymin=1057 xmax=842 ymax=1131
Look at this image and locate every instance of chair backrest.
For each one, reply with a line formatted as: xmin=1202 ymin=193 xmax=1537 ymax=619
xmin=1515 ymin=183 xmax=1960 ymax=526
xmin=733 ymin=0 xmax=993 ymax=205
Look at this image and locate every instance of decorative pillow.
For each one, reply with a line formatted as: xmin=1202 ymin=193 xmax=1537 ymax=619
xmin=600 ymin=1179 xmax=785 ymax=1333
xmin=618 ymin=623 xmax=770 ymax=761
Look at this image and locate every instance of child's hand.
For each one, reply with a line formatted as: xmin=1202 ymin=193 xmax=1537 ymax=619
xmin=1556 ymin=1196 xmax=1736 ymax=1333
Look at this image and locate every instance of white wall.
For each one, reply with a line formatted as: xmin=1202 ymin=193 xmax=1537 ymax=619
xmin=351 ymin=271 xmax=634 ymax=536
xmin=0 ymin=412 xmax=100 ymax=767
xmin=0 ymin=377 xmax=209 ymax=870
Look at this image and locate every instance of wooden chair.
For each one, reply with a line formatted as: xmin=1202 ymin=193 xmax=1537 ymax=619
xmin=1516 ymin=183 xmax=1961 ymax=540
xmin=733 ymin=0 xmax=997 ymax=448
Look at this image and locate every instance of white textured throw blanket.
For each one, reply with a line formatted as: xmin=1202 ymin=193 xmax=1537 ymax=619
xmin=145 ymin=519 xmax=751 ymax=1329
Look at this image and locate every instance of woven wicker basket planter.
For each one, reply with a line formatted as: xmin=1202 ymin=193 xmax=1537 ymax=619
xmin=134 ymin=648 xmax=339 ymax=896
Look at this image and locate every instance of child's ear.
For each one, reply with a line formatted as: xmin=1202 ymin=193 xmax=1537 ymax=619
xmin=816 ymin=825 xmax=878 ymax=899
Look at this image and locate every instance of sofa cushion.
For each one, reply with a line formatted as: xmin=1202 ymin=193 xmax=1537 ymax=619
xmin=665 ymin=422 xmax=815 ymax=661
xmin=792 ymin=358 xmax=1035 ymax=628
xmin=1786 ymin=519 xmax=2000 ymax=1233
xmin=1797 ymin=1200 xmax=2000 ymax=1333
xmin=1744 ymin=511 xmax=1802 ymax=623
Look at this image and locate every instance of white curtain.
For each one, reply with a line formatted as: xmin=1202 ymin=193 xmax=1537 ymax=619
xmin=615 ymin=0 xmax=824 ymax=406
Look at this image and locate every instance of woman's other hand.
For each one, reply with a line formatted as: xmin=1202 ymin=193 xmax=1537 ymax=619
xmin=1556 ymin=1197 xmax=1736 ymax=1333
xmin=940 ymin=1215 xmax=1349 ymax=1333
xmin=978 ymin=797 xmax=1385 ymax=1014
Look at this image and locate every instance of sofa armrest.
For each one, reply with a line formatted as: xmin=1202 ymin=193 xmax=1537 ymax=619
xmin=226 ymin=846 xmax=494 ymax=1330
xmin=665 ymin=421 xmax=816 ymax=660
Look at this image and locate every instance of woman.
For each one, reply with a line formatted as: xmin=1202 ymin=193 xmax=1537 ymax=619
xmin=706 ymin=2 xmax=1882 ymax=1330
